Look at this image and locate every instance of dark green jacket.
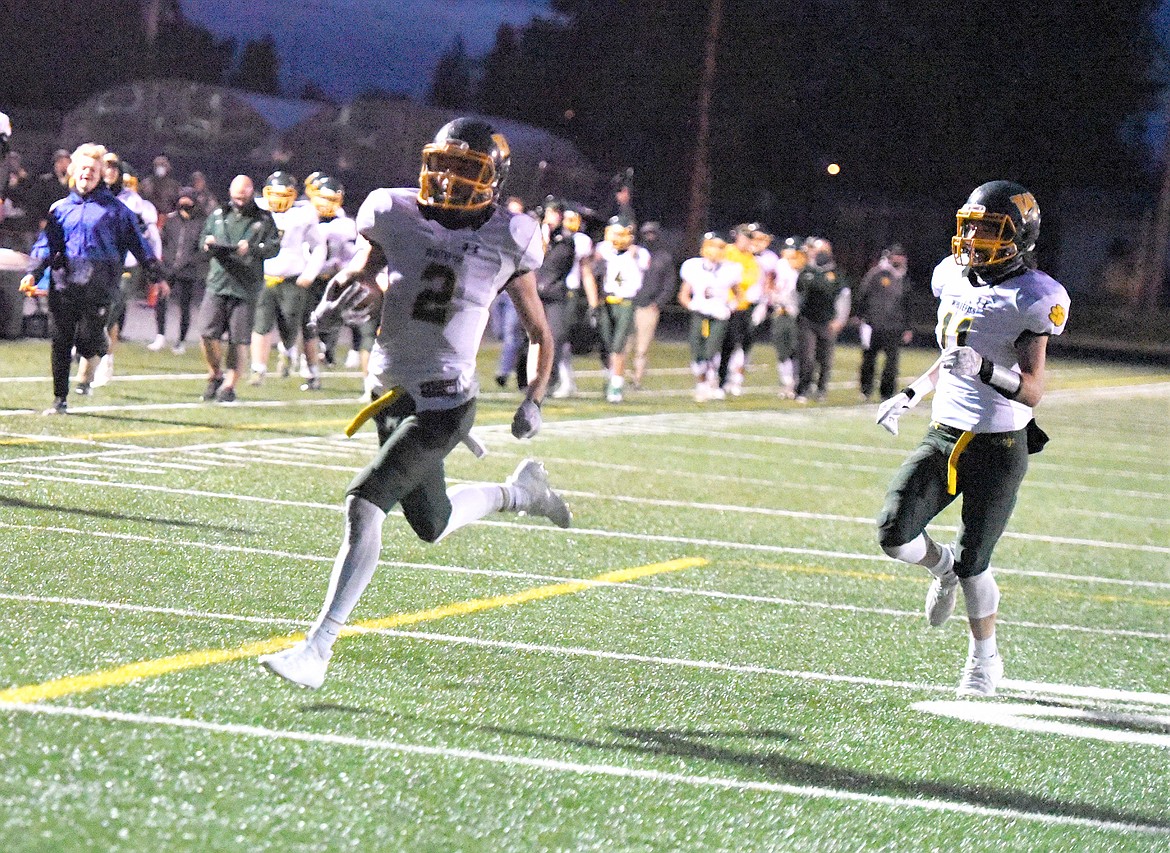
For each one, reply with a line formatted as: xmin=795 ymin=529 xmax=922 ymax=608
xmin=797 ymin=266 xmax=848 ymax=325
xmin=199 ymin=200 xmax=280 ymax=300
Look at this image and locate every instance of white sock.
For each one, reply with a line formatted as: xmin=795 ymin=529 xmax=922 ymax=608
xmin=307 ymin=495 xmax=386 ymax=652
xmin=251 ymin=362 xmax=266 ymax=375
xmin=969 ymin=633 xmax=998 ymax=660
xmin=925 ymin=543 xmax=956 ymax=580
xmin=434 ymin=484 xmax=506 ymax=543
xmin=728 ymin=348 xmax=745 ymax=374
xmin=611 ymin=375 xmax=625 ymax=389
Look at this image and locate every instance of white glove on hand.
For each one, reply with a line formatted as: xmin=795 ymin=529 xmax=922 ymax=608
xmin=941 ymin=345 xmax=983 ymax=378
xmin=511 ymin=399 xmax=542 ymax=439
xmin=876 ymin=392 xmax=912 ymax=436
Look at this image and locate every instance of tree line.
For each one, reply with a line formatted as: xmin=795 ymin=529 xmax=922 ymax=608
xmin=430 ymin=0 xmax=1162 ymax=230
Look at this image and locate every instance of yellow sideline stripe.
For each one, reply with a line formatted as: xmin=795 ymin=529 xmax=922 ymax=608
xmin=0 ymin=557 xmax=706 ymax=706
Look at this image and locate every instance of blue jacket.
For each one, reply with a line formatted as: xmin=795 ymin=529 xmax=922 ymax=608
xmin=29 ymin=186 xmax=161 ymax=294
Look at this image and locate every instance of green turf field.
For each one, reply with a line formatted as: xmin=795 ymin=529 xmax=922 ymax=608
xmin=1 ymin=338 xmax=1167 ymax=851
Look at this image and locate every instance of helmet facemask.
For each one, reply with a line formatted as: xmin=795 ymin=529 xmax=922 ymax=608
xmin=951 ymin=204 xmax=1019 ymax=269
xmin=605 ymin=223 xmax=635 ymax=251
xmin=312 ymin=189 xmax=343 ymax=219
xmin=264 ymin=185 xmax=297 ymax=213
xmin=419 ymin=144 xmax=498 ymax=212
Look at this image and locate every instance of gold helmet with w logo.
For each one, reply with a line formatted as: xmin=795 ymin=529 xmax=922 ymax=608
xmin=952 ymin=180 xmax=1040 ymax=272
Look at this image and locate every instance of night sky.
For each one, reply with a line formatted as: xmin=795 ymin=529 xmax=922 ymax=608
xmin=180 ymin=0 xmax=553 ymax=99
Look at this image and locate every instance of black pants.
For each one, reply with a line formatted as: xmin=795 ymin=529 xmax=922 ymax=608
xmin=859 ymin=328 xmax=903 ymax=399
xmin=796 ymin=317 xmax=836 ymax=397
xmin=154 ymin=276 xmax=199 ymax=343
xmin=48 ymin=285 xmax=113 ymax=400
xmin=718 ymin=309 xmax=753 ymax=385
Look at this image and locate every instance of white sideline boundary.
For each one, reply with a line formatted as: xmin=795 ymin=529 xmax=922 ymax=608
xmin=1 ymin=701 xmax=1166 ymax=836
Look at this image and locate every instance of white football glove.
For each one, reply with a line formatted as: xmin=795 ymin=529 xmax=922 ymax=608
xmin=875 ymin=392 xmax=912 ymax=436
xmin=940 ymin=345 xmax=983 ymax=378
xmin=511 ymin=399 xmax=542 ymax=439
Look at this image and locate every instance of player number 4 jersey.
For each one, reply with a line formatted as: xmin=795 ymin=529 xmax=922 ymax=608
xmin=930 ymin=257 xmax=1071 ymax=432
xmin=359 ymin=188 xmax=543 ymax=410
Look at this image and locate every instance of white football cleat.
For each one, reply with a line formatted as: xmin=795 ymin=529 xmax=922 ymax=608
xmin=506 ymin=458 xmax=572 ymax=528
xmin=259 ymin=640 xmax=331 ymax=689
xmin=957 ymin=654 xmax=1003 ymax=698
xmin=147 ymin=334 xmax=166 ymax=351
xmin=925 ymin=572 xmax=959 ymax=627
xmin=344 ymin=349 xmax=361 ymax=368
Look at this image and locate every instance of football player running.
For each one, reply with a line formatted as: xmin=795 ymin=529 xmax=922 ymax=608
xmin=260 ymin=118 xmax=572 ymax=690
xmin=874 ymin=180 xmax=1070 ymax=697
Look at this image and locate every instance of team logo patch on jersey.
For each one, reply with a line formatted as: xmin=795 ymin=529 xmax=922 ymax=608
xmin=1048 ymin=304 xmax=1066 ymax=326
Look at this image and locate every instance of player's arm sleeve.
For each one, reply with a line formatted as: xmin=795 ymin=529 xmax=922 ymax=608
xmin=301 ymin=217 xmax=327 ymax=280
xmin=1019 ymin=281 xmax=1071 ymax=336
xmin=834 ymin=287 xmax=851 ymax=325
xmin=511 ymin=213 xmax=544 ymax=275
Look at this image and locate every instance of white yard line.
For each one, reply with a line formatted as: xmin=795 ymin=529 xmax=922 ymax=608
xmin=4 ymin=465 xmax=1167 ymax=562
xmin=1 ymin=701 xmax=1166 ymax=836
xmin=3 ymin=523 xmax=1168 ymax=638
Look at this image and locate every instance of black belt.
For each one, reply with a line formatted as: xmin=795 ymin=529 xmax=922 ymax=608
xmin=930 ymin=421 xmax=968 ymax=438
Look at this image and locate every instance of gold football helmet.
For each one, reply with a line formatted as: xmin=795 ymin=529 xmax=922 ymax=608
xmin=418 ymin=117 xmax=510 ymax=213
xmin=604 ymin=216 xmax=635 ymax=251
xmin=263 ymin=171 xmax=297 ymax=213
xmin=700 ymin=231 xmax=727 ymax=263
xmin=951 ymin=180 xmax=1040 ymax=270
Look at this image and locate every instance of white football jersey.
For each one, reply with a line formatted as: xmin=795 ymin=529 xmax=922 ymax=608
xmin=262 ymin=199 xmax=326 ymax=280
xmin=748 ymin=248 xmax=779 ymax=304
xmin=360 ymin=188 xmax=544 ymax=411
xmin=318 ymin=213 xmax=358 ymax=279
xmin=595 ymin=242 xmax=650 ymax=300
xmin=565 ymin=231 xmax=593 ymax=292
xmin=930 ymin=257 xmax=1071 ymax=432
xmin=117 ymin=189 xmax=161 ymax=267
xmin=680 ymin=257 xmax=742 ymax=321
xmin=770 ymin=258 xmax=800 ymax=315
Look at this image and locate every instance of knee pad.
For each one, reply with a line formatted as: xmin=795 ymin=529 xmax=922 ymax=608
xmin=880 ymin=532 xmax=927 ymax=564
xmin=959 ymin=572 xmax=1000 ymax=620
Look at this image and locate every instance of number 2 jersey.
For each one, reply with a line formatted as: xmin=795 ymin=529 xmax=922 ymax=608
xmin=930 ymin=257 xmax=1070 ymax=433
xmin=357 ymin=188 xmax=544 ymax=410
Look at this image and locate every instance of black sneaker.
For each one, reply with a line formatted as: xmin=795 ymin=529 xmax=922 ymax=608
xmin=42 ymin=398 xmax=67 ymax=415
xmin=215 ymin=386 xmax=236 ymax=403
xmin=300 ymin=376 xmax=322 ymax=391
xmin=75 ymin=382 xmax=92 ymax=396
xmin=201 ymin=375 xmax=224 ymax=401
